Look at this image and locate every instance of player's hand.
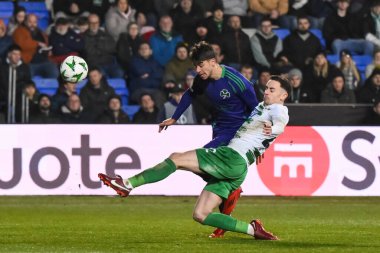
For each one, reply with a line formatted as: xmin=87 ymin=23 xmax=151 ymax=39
xmin=256 ymin=153 xmax=264 ymax=165
xmin=158 ymin=118 xmax=176 ymax=133
xmin=263 ymin=121 xmax=272 ymax=135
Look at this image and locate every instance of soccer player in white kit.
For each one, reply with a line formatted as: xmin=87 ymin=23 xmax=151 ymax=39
xmin=99 ymin=75 xmax=290 ymax=240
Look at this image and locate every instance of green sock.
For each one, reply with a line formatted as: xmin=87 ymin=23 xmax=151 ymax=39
xmin=203 ymin=213 xmax=249 ymax=234
xmin=128 ymin=158 xmax=176 ymax=188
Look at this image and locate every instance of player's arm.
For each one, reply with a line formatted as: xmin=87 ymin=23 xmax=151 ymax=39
xmin=269 ymin=106 xmax=289 ymax=135
xmin=158 ymin=90 xmax=193 ymax=132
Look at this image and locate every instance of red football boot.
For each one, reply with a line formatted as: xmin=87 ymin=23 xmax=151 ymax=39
xmin=251 ymin=219 xmax=279 ymax=240
xmin=209 ymin=187 xmax=243 ymax=238
xmin=98 ymin=173 xmax=131 ymax=197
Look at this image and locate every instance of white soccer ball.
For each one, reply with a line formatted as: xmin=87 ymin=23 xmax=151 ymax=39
xmin=60 ymin=56 xmax=88 ymax=83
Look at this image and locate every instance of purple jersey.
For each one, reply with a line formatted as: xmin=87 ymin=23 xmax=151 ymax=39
xmin=172 ymin=65 xmax=258 ymax=148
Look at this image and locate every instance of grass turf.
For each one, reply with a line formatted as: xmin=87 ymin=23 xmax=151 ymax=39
xmin=0 ymin=196 xmax=379 ymax=253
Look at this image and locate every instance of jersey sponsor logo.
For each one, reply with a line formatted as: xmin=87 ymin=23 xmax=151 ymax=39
xmin=257 ymin=127 xmax=329 ymax=196
xmin=220 ymin=89 xmax=230 ymax=99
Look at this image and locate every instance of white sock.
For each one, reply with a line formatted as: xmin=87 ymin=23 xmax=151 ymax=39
xmin=122 ymin=179 xmax=133 ymax=190
xmin=247 ymin=224 xmax=255 ymax=236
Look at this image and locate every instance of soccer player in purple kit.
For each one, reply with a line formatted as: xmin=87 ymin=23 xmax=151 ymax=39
xmin=158 ymin=41 xmax=264 ymax=238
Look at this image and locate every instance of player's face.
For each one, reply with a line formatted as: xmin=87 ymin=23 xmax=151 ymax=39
xmin=194 ymin=59 xmax=215 ymax=80
xmin=263 ymin=80 xmax=288 ymax=105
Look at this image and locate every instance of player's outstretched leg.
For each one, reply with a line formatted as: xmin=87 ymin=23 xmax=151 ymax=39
xmin=98 ymin=173 xmax=131 ymax=197
xmin=209 ymin=187 xmax=243 ymax=238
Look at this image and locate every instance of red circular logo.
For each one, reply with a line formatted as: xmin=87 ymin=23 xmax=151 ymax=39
xmin=257 ymin=127 xmax=329 ymax=196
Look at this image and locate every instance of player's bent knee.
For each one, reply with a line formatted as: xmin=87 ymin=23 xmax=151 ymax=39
xmin=192 ymin=210 xmax=209 ymax=224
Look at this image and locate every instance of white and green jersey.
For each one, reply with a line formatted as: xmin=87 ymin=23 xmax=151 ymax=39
xmin=228 ymin=102 xmax=289 ymax=165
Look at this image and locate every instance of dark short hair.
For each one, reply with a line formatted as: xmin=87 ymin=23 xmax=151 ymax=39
xmin=189 ymin=41 xmax=215 ymax=65
xmin=260 ymin=17 xmax=272 ymax=25
xmin=89 ymin=66 xmax=102 ymax=73
xmin=270 ymin=75 xmax=291 ymax=95
xmin=7 ymin=44 xmax=22 ymax=53
xmin=297 ymin=15 xmax=310 ymax=22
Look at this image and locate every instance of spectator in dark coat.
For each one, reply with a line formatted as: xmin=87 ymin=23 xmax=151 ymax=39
xmin=320 ymin=72 xmax=356 ymax=103
xmin=303 ymin=51 xmax=341 ymax=102
xmin=322 ymin=0 xmax=373 ymax=55
xmin=132 ymin=93 xmax=159 ymax=123
xmin=204 ymin=3 xmax=227 ymax=42
xmin=278 ymin=15 xmax=322 ymax=71
xmin=116 ymin=22 xmax=144 ymax=71
xmin=356 ymin=68 xmax=380 ymax=104
xmin=53 ymin=0 xmax=91 ymax=23
xmin=0 ymin=45 xmax=31 ymax=122
xmin=129 ymin=42 xmax=164 ymax=105
xmin=220 ymin=15 xmax=254 ymax=69
xmin=51 ymin=76 xmax=77 ymax=112
xmin=98 ymin=95 xmax=130 ymax=123
xmin=169 ymin=0 xmax=204 ymax=42
xmin=187 ymin=19 xmax=214 ymax=45
xmin=362 ymin=0 xmax=380 ymax=51
xmin=363 ymin=98 xmax=380 ymax=125
xmin=254 ymin=67 xmax=271 ymax=102
xmin=79 ymin=67 xmax=116 ymax=122
xmin=0 ymin=19 xmax=12 ymax=63
xmin=287 ymin=68 xmax=316 ymax=103
xmin=29 ymin=94 xmax=61 ymax=123
xmin=83 ymin=14 xmax=123 ymax=78
xmin=60 ymin=93 xmax=91 ymax=123
xmin=49 ymin=17 xmax=84 ymax=64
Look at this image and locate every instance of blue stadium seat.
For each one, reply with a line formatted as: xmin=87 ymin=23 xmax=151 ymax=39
xmin=76 ymin=79 xmax=87 ymax=93
xmin=108 ymin=78 xmax=126 ymax=89
xmin=33 ymin=78 xmax=59 ymax=89
xmin=327 ymin=54 xmax=339 ymax=64
xmin=18 ymin=2 xmax=48 ymax=12
xmin=38 ymin=18 xmax=50 ymax=30
xmin=0 ymin=11 xmax=13 ymax=19
xmin=310 ymin=29 xmax=326 ymax=49
xmin=122 ymin=105 xmax=140 ymax=118
xmin=273 ymin=29 xmax=290 ymax=40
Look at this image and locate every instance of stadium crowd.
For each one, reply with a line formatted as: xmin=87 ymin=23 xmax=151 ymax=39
xmin=0 ymin=0 xmax=379 ymax=125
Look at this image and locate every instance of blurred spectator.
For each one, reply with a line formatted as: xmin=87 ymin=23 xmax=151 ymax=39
xmin=135 ymin=12 xmax=156 ymax=41
xmin=130 ymin=0 xmax=157 ymax=26
xmin=22 ymin=80 xmax=40 ymax=115
xmin=105 ymin=0 xmax=136 ymax=42
xmin=363 ymin=0 xmax=380 ymax=51
xmin=0 ymin=45 xmax=31 ymax=121
xmin=248 ymin=0 xmax=290 ymax=29
xmin=53 ymin=0 xmax=91 ymax=23
xmin=195 ymin=0 xmax=223 ymax=18
xmin=116 ymin=22 xmax=143 ymax=71
xmin=356 ymin=68 xmax=380 ymax=104
xmin=287 ymin=68 xmax=316 ymax=103
xmin=363 ymin=98 xmax=380 ymax=125
xmin=83 ymin=14 xmax=123 ymax=78
xmin=250 ymin=17 xmax=282 ymax=70
xmin=29 ymin=94 xmax=61 ymax=123
xmin=163 ymin=42 xmax=193 ymax=84
xmin=89 ymin=0 xmax=113 ymax=23
xmin=320 ymin=72 xmax=356 ymax=103
xmin=322 ymin=0 xmax=373 ymax=55
xmin=303 ymin=51 xmax=342 ymax=102
xmin=129 ymin=42 xmax=164 ymax=105
xmin=183 ymin=70 xmax=196 ymax=89
xmin=51 ymin=76 xmax=77 ymax=112
xmin=150 ymin=15 xmax=183 ymax=66
xmin=97 ymin=94 xmax=131 ymax=123
xmin=240 ymin=64 xmax=255 ymax=83
xmin=75 ymin=17 xmax=89 ymax=35
xmin=13 ymin=14 xmax=59 ymax=78
xmin=6 ymin=6 xmax=26 ymax=36
xmin=210 ymin=42 xmax=225 ymax=64
xmin=365 ymin=50 xmax=380 ymax=78
xmin=153 ymin=0 xmax=178 ymax=17
xmin=0 ymin=19 xmax=12 ymax=63
xmin=159 ymin=83 xmax=197 ymax=123
xmin=132 ymin=93 xmax=160 ymax=123
xmin=79 ymin=67 xmax=116 ymax=122
xmin=60 ymin=93 xmax=91 ymax=123
xmin=170 ymin=0 xmax=204 ymax=42
xmin=222 ymin=0 xmax=250 ymax=27
xmin=221 ymin=15 xmax=254 ymax=69
xmin=278 ymin=15 xmax=322 ymax=70
xmin=204 ymin=3 xmax=227 ymax=41
xmin=49 ymin=18 xmax=84 ymax=64
xmin=335 ymin=49 xmax=360 ymax=90
xmin=254 ymin=67 xmax=271 ymax=101
xmin=187 ymin=19 xmax=213 ymax=45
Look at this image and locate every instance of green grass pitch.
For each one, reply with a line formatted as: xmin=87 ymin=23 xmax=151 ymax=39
xmin=0 ymin=196 xmax=379 ymax=253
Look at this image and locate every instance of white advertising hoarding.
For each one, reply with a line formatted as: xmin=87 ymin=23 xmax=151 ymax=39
xmin=0 ymin=125 xmax=379 ymax=196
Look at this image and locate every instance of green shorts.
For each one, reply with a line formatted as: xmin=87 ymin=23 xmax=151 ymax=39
xmin=196 ymin=146 xmax=248 ymax=199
